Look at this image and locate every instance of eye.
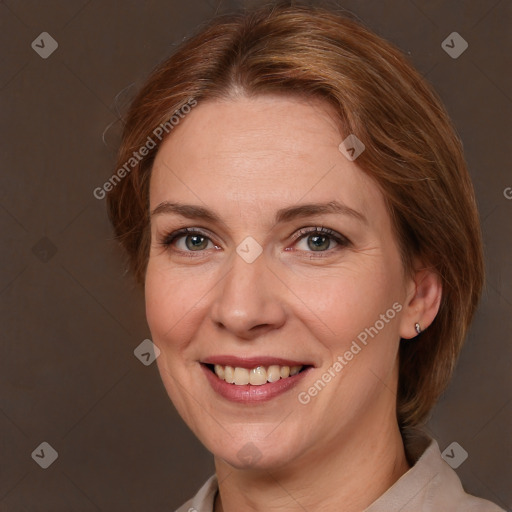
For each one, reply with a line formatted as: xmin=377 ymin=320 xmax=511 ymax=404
xmin=293 ymin=227 xmax=350 ymax=254
xmin=159 ymin=226 xmax=349 ymax=256
xmin=160 ymin=228 xmax=218 ymax=252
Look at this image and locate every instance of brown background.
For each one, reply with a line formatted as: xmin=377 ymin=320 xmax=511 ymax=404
xmin=1 ymin=0 xmax=511 ymax=510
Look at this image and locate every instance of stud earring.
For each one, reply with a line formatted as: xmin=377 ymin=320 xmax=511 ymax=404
xmin=415 ymin=323 xmax=421 ymax=335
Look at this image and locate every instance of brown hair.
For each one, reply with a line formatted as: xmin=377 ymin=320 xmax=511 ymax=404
xmin=106 ymin=2 xmax=484 ymax=429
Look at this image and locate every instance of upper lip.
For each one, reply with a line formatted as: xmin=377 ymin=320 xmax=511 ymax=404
xmin=201 ymin=356 xmax=313 ymax=368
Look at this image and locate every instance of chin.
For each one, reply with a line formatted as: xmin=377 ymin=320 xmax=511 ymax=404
xmin=208 ymin=430 xmax=306 ymax=471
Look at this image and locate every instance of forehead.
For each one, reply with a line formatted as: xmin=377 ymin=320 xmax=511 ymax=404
xmin=149 ymin=95 xmax=385 ymax=225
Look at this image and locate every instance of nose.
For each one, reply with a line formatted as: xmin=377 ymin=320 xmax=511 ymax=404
xmin=209 ymin=249 xmax=287 ymax=340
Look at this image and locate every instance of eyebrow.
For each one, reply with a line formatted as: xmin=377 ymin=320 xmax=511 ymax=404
xmin=150 ymin=200 xmax=367 ymax=225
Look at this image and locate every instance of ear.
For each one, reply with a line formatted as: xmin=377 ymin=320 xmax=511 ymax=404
xmin=399 ymin=263 xmax=443 ymax=339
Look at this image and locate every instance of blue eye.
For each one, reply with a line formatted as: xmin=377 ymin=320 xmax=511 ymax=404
xmin=160 ymin=226 xmax=350 ymax=256
xmin=161 ymin=228 xmax=216 ymax=252
xmin=179 ymin=233 xmax=211 ymax=251
xmin=294 ymin=227 xmax=350 ymax=253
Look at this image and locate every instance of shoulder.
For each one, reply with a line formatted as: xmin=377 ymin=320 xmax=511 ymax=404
xmin=174 ymin=475 xmax=218 ymax=512
xmin=366 ymin=430 xmax=505 ymax=512
xmin=425 ymin=460 xmax=505 ymax=512
xmin=424 ymin=444 xmax=505 ymax=512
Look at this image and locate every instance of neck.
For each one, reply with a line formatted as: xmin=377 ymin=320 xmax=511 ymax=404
xmin=214 ymin=409 xmax=410 ymax=512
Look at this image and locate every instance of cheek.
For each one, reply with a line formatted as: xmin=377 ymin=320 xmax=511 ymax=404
xmin=289 ymin=260 xmax=400 ymax=345
xmin=144 ymin=259 xmax=218 ymax=353
xmin=144 ymin=263 xmax=208 ymax=419
xmin=145 ymin=263 xmax=189 ymax=350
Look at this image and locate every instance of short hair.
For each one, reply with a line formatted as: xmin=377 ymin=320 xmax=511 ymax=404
xmin=106 ymin=2 xmax=485 ymax=430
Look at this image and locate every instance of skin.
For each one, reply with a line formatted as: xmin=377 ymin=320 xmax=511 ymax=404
xmin=145 ymin=95 xmax=442 ymax=512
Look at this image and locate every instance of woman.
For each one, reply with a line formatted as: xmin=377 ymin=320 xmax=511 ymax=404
xmin=106 ymin=3 xmax=504 ymax=511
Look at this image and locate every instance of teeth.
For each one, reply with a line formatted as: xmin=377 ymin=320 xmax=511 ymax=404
xmin=212 ymin=364 xmax=304 ymax=385
xmin=214 ymin=364 xmax=225 ymax=380
xmin=234 ymin=367 xmax=249 ymax=385
xmin=249 ymin=367 xmax=267 ymax=385
xmin=224 ymin=366 xmax=235 ymax=384
xmin=267 ymin=365 xmax=281 ymax=382
xmin=290 ymin=365 xmax=302 ymax=376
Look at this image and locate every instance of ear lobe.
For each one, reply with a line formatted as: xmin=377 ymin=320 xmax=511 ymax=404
xmin=399 ymin=266 xmax=443 ymax=340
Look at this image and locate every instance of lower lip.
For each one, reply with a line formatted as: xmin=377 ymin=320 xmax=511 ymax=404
xmin=201 ymin=364 xmax=312 ymax=403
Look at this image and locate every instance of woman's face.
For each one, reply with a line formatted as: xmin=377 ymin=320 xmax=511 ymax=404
xmin=146 ymin=95 xmax=416 ymax=470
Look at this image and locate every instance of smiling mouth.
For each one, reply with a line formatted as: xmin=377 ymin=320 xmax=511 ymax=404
xmin=204 ymin=363 xmax=310 ymax=386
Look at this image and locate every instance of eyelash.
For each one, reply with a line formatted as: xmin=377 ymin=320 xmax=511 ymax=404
xmin=291 ymin=227 xmax=350 ymax=255
xmin=159 ymin=226 xmax=351 ymax=258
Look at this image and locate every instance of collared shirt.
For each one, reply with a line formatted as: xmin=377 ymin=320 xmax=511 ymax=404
xmin=175 ymin=432 xmax=505 ymax=512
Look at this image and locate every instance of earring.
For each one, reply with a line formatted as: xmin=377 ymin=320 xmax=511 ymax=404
xmin=415 ymin=323 xmax=421 ymax=335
